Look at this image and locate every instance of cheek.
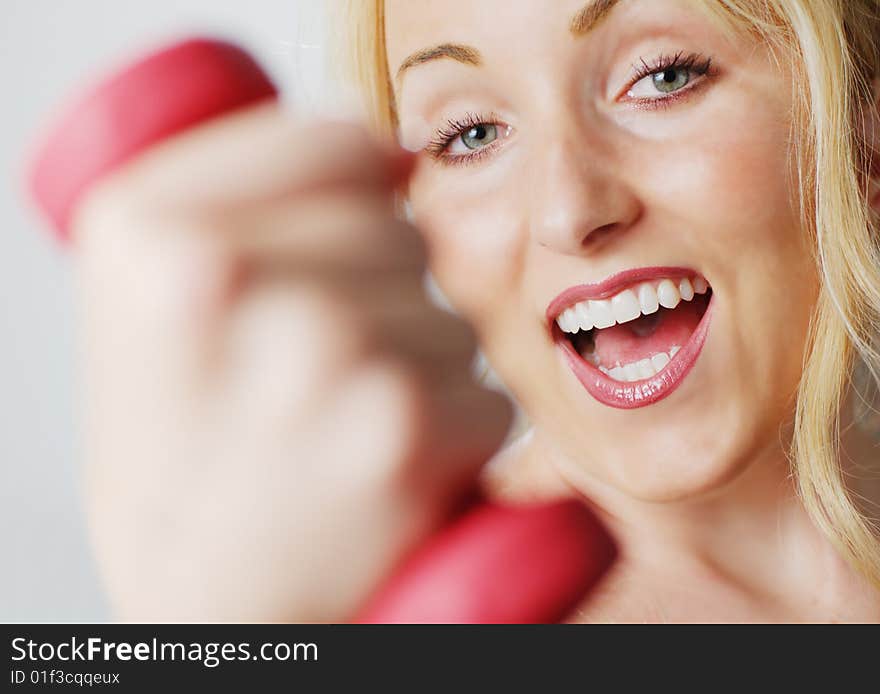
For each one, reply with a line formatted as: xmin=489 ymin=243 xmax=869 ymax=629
xmin=634 ymin=95 xmax=815 ymax=310
xmin=631 ymin=102 xmax=819 ymax=430
xmin=630 ymin=104 xmax=801 ymax=256
xmin=691 ymin=118 xmax=817 ymax=376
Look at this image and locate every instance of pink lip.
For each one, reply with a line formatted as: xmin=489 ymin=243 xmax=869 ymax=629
xmin=547 ymin=267 xmax=713 ymax=410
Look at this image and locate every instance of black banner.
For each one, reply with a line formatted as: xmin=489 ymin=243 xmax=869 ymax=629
xmin=0 ymin=624 xmax=871 ymax=690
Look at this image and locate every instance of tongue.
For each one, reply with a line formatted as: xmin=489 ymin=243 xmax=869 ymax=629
xmin=590 ymin=297 xmax=707 ymax=368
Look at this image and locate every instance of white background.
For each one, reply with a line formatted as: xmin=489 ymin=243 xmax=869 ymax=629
xmin=1 ymin=0 xmax=330 ymax=621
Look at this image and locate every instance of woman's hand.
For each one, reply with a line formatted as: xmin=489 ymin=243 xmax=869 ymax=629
xmin=73 ymin=102 xmax=513 ymax=621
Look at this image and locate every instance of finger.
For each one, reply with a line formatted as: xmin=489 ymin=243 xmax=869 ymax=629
xmin=213 ymin=189 xmax=427 ymax=275
xmin=400 ymin=375 xmax=515 ymax=499
xmin=221 ymin=269 xmax=478 ymax=386
xmin=108 ymin=103 xmax=416 ymax=211
xmin=366 ymin=293 xmax=480 ymax=369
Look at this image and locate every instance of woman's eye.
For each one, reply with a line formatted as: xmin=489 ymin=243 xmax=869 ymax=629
xmin=424 ymin=114 xmax=512 ymax=164
xmin=627 ymin=67 xmax=691 ymax=98
xmin=451 ymin=123 xmax=498 ymax=154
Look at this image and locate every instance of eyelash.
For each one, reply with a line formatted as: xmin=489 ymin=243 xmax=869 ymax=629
xmin=626 ymin=50 xmax=715 ymax=108
xmin=424 ymin=111 xmax=504 ymax=167
xmin=424 ymin=50 xmax=716 ymax=166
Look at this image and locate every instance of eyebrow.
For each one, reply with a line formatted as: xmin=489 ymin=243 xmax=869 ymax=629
xmin=570 ymin=0 xmax=620 ymax=35
xmin=395 ymin=42 xmax=481 ymax=84
xmin=395 ymin=0 xmax=622 ymax=85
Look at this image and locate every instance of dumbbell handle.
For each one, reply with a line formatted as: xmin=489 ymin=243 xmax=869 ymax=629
xmin=27 ymin=37 xmax=615 ymax=623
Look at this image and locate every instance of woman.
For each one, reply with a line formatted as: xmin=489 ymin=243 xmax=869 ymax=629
xmin=77 ymin=0 xmax=880 ymax=621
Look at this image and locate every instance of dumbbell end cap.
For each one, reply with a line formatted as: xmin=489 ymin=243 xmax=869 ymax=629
xmin=27 ymin=37 xmax=278 ymax=242
xmin=355 ymin=499 xmax=617 ymax=624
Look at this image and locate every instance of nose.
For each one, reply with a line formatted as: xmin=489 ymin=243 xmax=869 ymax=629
xmin=529 ymin=130 xmax=642 ymax=255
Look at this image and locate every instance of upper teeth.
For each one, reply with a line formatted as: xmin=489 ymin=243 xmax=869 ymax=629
xmin=556 ymin=276 xmax=708 ymax=334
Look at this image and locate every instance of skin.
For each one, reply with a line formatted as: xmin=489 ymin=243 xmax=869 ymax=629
xmin=386 ymin=0 xmax=880 ymax=621
xmin=76 ymin=0 xmax=880 ymax=623
xmin=74 ymin=113 xmax=513 ymax=621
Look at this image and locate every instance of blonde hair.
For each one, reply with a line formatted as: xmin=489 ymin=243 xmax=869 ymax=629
xmin=333 ymin=0 xmax=880 ymax=587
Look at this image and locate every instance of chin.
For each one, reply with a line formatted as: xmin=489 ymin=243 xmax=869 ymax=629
xmin=595 ymin=421 xmax=761 ymax=503
xmin=536 ymin=371 xmax=794 ymax=503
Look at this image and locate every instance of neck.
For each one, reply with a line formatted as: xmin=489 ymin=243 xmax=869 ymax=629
xmin=526 ymin=426 xmax=861 ymax=605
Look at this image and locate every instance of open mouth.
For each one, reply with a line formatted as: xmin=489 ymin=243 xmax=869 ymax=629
xmin=548 ymin=267 xmax=715 ymax=409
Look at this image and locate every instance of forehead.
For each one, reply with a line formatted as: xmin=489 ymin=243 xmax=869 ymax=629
xmin=384 ymin=0 xmax=595 ymax=71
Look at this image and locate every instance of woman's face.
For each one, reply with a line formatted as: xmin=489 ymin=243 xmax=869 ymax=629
xmin=386 ymin=0 xmax=820 ymax=501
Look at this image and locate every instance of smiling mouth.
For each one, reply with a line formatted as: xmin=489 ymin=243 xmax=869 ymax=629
xmin=548 ymin=268 xmax=714 ymax=409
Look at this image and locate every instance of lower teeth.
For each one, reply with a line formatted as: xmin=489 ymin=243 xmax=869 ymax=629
xmin=597 ymin=346 xmax=681 ymax=383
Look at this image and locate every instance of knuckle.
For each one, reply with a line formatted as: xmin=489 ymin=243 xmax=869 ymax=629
xmin=291 ymin=285 xmax=380 ymax=366
xmin=297 ymin=119 xmax=375 ymax=155
xmin=80 ymin=202 xmax=245 ymax=324
xmin=290 ymin=120 xmax=388 ymax=181
xmin=365 ymin=364 xmax=512 ymax=495
xmin=335 ymin=213 xmax=426 ymax=270
xmin=475 ymin=386 xmax=515 ymax=434
xmin=322 ymin=192 xmax=391 ymax=232
xmin=73 ymin=173 xmax=148 ymax=244
xmin=387 ymin=220 xmax=428 ymax=266
xmin=360 ymin=359 xmax=433 ymax=461
xmin=435 ymin=310 xmax=479 ymax=356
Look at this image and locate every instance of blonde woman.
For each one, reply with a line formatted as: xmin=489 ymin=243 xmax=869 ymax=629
xmin=77 ymin=0 xmax=880 ymax=622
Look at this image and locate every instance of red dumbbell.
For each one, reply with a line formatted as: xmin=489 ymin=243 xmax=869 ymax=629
xmin=26 ymin=37 xmax=616 ymax=623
